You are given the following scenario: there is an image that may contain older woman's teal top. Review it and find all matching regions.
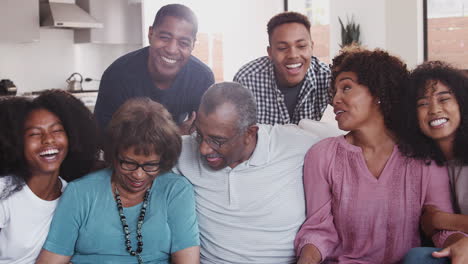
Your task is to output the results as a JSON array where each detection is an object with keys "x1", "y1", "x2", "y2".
[{"x1": 43, "y1": 168, "x2": 199, "y2": 264}]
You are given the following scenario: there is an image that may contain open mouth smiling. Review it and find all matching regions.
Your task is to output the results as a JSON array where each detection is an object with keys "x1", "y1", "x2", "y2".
[
  {"x1": 285, "y1": 63, "x2": 302, "y2": 69},
  {"x1": 39, "y1": 148, "x2": 60, "y2": 160},
  {"x1": 161, "y1": 56, "x2": 177, "y2": 64},
  {"x1": 429, "y1": 118, "x2": 448, "y2": 127}
]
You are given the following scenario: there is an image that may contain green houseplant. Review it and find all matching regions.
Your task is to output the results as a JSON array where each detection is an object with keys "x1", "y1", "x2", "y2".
[{"x1": 338, "y1": 16, "x2": 361, "y2": 48}]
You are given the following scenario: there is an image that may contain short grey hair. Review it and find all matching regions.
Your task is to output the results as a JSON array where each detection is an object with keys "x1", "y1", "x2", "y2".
[{"x1": 200, "y1": 82, "x2": 257, "y2": 131}]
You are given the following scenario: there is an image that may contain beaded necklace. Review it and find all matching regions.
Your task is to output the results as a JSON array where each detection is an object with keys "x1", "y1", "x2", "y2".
[{"x1": 114, "y1": 186, "x2": 151, "y2": 264}]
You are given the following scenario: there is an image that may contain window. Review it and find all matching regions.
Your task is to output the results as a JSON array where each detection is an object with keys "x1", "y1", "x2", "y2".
[{"x1": 425, "y1": 0, "x2": 468, "y2": 69}]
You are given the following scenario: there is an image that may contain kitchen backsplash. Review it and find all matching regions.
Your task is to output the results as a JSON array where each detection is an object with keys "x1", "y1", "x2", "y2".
[{"x1": 0, "y1": 28, "x2": 141, "y2": 94}]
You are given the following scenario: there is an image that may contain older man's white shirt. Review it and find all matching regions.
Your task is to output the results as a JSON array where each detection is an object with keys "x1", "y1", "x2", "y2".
[{"x1": 174, "y1": 124, "x2": 320, "y2": 264}]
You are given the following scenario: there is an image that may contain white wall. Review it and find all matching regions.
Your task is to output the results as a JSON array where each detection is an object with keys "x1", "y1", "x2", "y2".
[
  {"x1": 0, "y1": 28, "x2": 141, "y2": 94},
  {"x1": 221, "y1": 0, "x2": 284, "y2": 80},
  {"x1": 0, "y1": 28, "x2": 75, "y2": 94},
  {"x1": 330, "y1": 0, "x2": 387, "y2": 57},
  {"x1": 385, "y1": 0, "x2": 424, "y2": 69},
  {"x1": 74, "y1": 43, "x2": 141, "y2": 90},
  {"x1": 329, "y1": 0, "x2": 424, "y2": 69}
]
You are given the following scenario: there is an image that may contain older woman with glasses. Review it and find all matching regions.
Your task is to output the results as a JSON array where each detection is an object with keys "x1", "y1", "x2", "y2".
[{"x1": 36, "y1": 98, "x2": 200, "y2": 264}]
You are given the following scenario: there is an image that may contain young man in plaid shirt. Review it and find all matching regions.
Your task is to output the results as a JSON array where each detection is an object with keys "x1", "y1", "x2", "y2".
[{"x1": 234, "y1": 12, "x2": 330, "y2": 125}]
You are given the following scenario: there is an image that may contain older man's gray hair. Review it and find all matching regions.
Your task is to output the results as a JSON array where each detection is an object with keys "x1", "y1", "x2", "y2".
[{"x1": 199, "y1": 82, "x2": 257, "y2": 132}]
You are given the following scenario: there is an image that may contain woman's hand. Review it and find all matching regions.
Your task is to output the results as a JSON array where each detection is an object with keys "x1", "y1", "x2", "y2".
[
  {"x1": 297, "y1": 244, "x2": 322, "y2": 264},
  {"x1": 433, "y1": 236, "x2": 468, "y2": 264}
]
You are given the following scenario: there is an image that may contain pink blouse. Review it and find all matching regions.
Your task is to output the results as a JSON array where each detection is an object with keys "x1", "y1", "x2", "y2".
[{"x1": 295, "y1": 136, "x2": 457, "y2": 264}]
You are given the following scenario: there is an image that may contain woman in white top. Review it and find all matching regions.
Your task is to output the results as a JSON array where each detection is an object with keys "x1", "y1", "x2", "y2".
[{"x1": 0, "y1": 90, "x2": 99, "y2": 264}]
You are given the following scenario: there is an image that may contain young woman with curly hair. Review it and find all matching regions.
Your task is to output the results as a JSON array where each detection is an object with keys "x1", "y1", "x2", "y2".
[
  {"x1": 0, "y1": 90, "x2": 99, "y2": 264},
  {"x1": 400, "y1": 61, "x2": 468, "y2": 263},
  {"x1": 294, "y1": 49, "x2": 467, "y2": 264}
]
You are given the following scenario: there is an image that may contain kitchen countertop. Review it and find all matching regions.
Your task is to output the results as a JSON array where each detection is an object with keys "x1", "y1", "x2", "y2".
[
  {"x1": 69, "y1": 89, "x2": 99, "y2": 94},
  {"x1": 22, "y1": 90, "x2": 99, "y2": 112},
  {"x1": 29, "y1": 89, "x2": 99, "y2": 95}
]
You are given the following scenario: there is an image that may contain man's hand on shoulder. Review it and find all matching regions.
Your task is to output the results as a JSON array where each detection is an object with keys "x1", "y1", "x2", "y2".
[{"x1": 179, "y1": 111, "x2": 196, "y2": 135}]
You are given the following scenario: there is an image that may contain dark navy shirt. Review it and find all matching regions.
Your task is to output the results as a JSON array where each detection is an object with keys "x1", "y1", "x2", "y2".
[{"x1": 94, "y1": 47, "x2": 214, "y2": 130}]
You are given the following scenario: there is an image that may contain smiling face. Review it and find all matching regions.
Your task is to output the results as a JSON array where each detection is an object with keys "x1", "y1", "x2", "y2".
[
  {"x1": 267, "y1": 22, "x2": 313, "y2": 87},
  {"x1": 23, "y1": 109, "x2": 68, "y2": 178},
  {"x1": 332, "y1": 71, "x2": 381, "y2": 131},
  {"x1": 416, "y1": 80, "x2": 460, "y2": 147},
  {"x1": 194, "y1": 103, "x2": 255, "y2": 170},
  {"x1": 113, "y1": 146, "x2": 161, "y2": 195},
  {"x1": 147, "y1": 15, "x2": 195, "y2": 84}
]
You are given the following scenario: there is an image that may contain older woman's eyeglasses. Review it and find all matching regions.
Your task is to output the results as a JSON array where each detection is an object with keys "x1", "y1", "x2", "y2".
[{"x1": 119, "y1": 159, "x2": 161, "y2": 173}]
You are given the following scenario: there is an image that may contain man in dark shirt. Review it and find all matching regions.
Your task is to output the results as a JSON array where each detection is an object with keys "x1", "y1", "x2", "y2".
[{"x1": 94, "y1": 4, "x2": 214, "y2": 134}]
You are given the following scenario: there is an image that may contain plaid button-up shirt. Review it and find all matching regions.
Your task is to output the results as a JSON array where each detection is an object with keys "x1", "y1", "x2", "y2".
[{"x1": 234, "y1": 56, "x2": 331, "y2": 125}]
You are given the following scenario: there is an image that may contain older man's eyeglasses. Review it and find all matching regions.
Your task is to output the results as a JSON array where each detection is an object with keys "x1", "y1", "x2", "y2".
[
  {"x1": 192, "y1": 130, "x2": 240, "y2": 150},
  {"x1": 119, "y1": 159, "x2": 161, "y2": 173}
]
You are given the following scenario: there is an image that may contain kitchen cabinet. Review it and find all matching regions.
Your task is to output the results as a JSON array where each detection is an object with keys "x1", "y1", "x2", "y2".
[
  {"x1": 0, "y1": 0, "x2": 40, "y2": 43},
  {"x1": 74, "y1": 0, "x2": 142, "y2": 44}
]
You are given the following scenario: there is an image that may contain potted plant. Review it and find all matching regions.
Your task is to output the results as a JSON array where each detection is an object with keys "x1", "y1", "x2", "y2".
[{"x1": 338, "y1": 16, "x2": 361, "y2": 48}]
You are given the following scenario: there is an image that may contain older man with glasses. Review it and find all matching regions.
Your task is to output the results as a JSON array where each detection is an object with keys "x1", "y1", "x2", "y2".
[{"x1": 174, "y1": 82, "x2": 321, "y2": 264}]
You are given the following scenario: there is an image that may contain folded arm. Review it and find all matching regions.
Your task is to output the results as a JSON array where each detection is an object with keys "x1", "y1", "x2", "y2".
[
  {"x1": 422, "y1": 164, "x2": 468, "y2": 263},
  {"x1": 422, "y1": 205, "x2": 468, "y2": 235}
]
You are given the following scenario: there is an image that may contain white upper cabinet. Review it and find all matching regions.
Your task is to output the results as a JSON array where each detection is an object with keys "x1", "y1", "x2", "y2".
[
  {"x1": 74, "y1": 0, "x2": 142, "y2": 44},
  {"x1": 0, "y1": 0, "x2": 40, "y2": 43}
]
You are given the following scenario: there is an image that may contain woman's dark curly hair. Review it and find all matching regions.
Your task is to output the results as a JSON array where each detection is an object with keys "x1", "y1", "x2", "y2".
[
  {"x1": 0, "y1": 90, "x2": 99, "y2": 198},
  {"x1": 0, "y1": 96, "x2": 32, "y2": 197},
  {"x1": 104, "y1": 98, "x2": 181, "y2": 174},
  {"x1": 398, "y1": 61, "x2": 468, "y2": 165},
  {"x1": 330, "y1": 43, "x2": 365, "y2": 74},
  {"x1": 330, "y1": 48, "x2": 409, "y2": 134}
]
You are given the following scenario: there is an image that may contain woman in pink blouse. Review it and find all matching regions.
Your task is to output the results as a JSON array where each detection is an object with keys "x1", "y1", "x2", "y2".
[{"x1": 294, "y1": 49, "x2": 468, "y2": 264}]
